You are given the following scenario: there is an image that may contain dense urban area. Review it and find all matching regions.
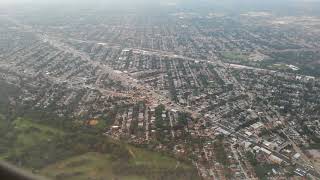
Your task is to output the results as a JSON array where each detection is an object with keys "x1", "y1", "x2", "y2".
[{"x1": 0, "y1": 1, "x2": 320, "y2": 179}]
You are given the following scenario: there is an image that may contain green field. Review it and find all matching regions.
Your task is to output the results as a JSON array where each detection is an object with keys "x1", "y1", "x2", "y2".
[
  {"x1": 13, "y1": 118, "x2": 64, "y2": 151},
  {"x1": 221, "y1": 51, "x2": 249, "y2": 61},
  {"x1": 41, "y1": 148, "x2": 196, "y2": 180},
  {"x1": 0, "y1": 114, "x2": 199, "y2": 180},
  {"x1": 41, "y1": 152, "x2": 142, "y2": 180}
]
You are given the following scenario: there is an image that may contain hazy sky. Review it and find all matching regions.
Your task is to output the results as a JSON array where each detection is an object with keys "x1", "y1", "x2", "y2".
[
  {"x1": 1, "y1": 0, "x2": 319, "y2": 4},
  {"x1": 0, "y1": 0, "x2": 164, "y2": 5},
  {"x1": 1, "y1": 0, "x2": 320, "y2": 13}
]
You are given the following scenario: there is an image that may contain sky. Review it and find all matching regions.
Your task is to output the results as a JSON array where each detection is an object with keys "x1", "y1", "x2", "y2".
[
  {"x1": 1, "y1": 0, "x2": 319, "y2": 4},
  {"x1": 1, "y1": 0, "x2": 320, "y2": 15}
]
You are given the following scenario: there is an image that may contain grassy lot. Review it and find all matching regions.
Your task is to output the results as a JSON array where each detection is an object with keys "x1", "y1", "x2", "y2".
[
  {"x1": 221, "y1": 51, "x2": 248, "y2": 62},
  {"x1": 12, "y1": 118, "x2": 64, "y2": 150},
  {"x1": 41, "y1": 152, "x2": 136, "y2": 180},
  {"x1": 0, "y1": 117, "x2": 64, "y2": 159},
  {"x1": 129, "y1": 146, "x2": 185, "y2": 168},
  {"x1": 41, "y1": 147, "x2": 195, "y2": 180},
  {"x1": 41, "y1": 144, "x2": 197, "y2": 180},
  {"x1": 0, "y1": 115, "x2": 199, "y2": 180}
]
